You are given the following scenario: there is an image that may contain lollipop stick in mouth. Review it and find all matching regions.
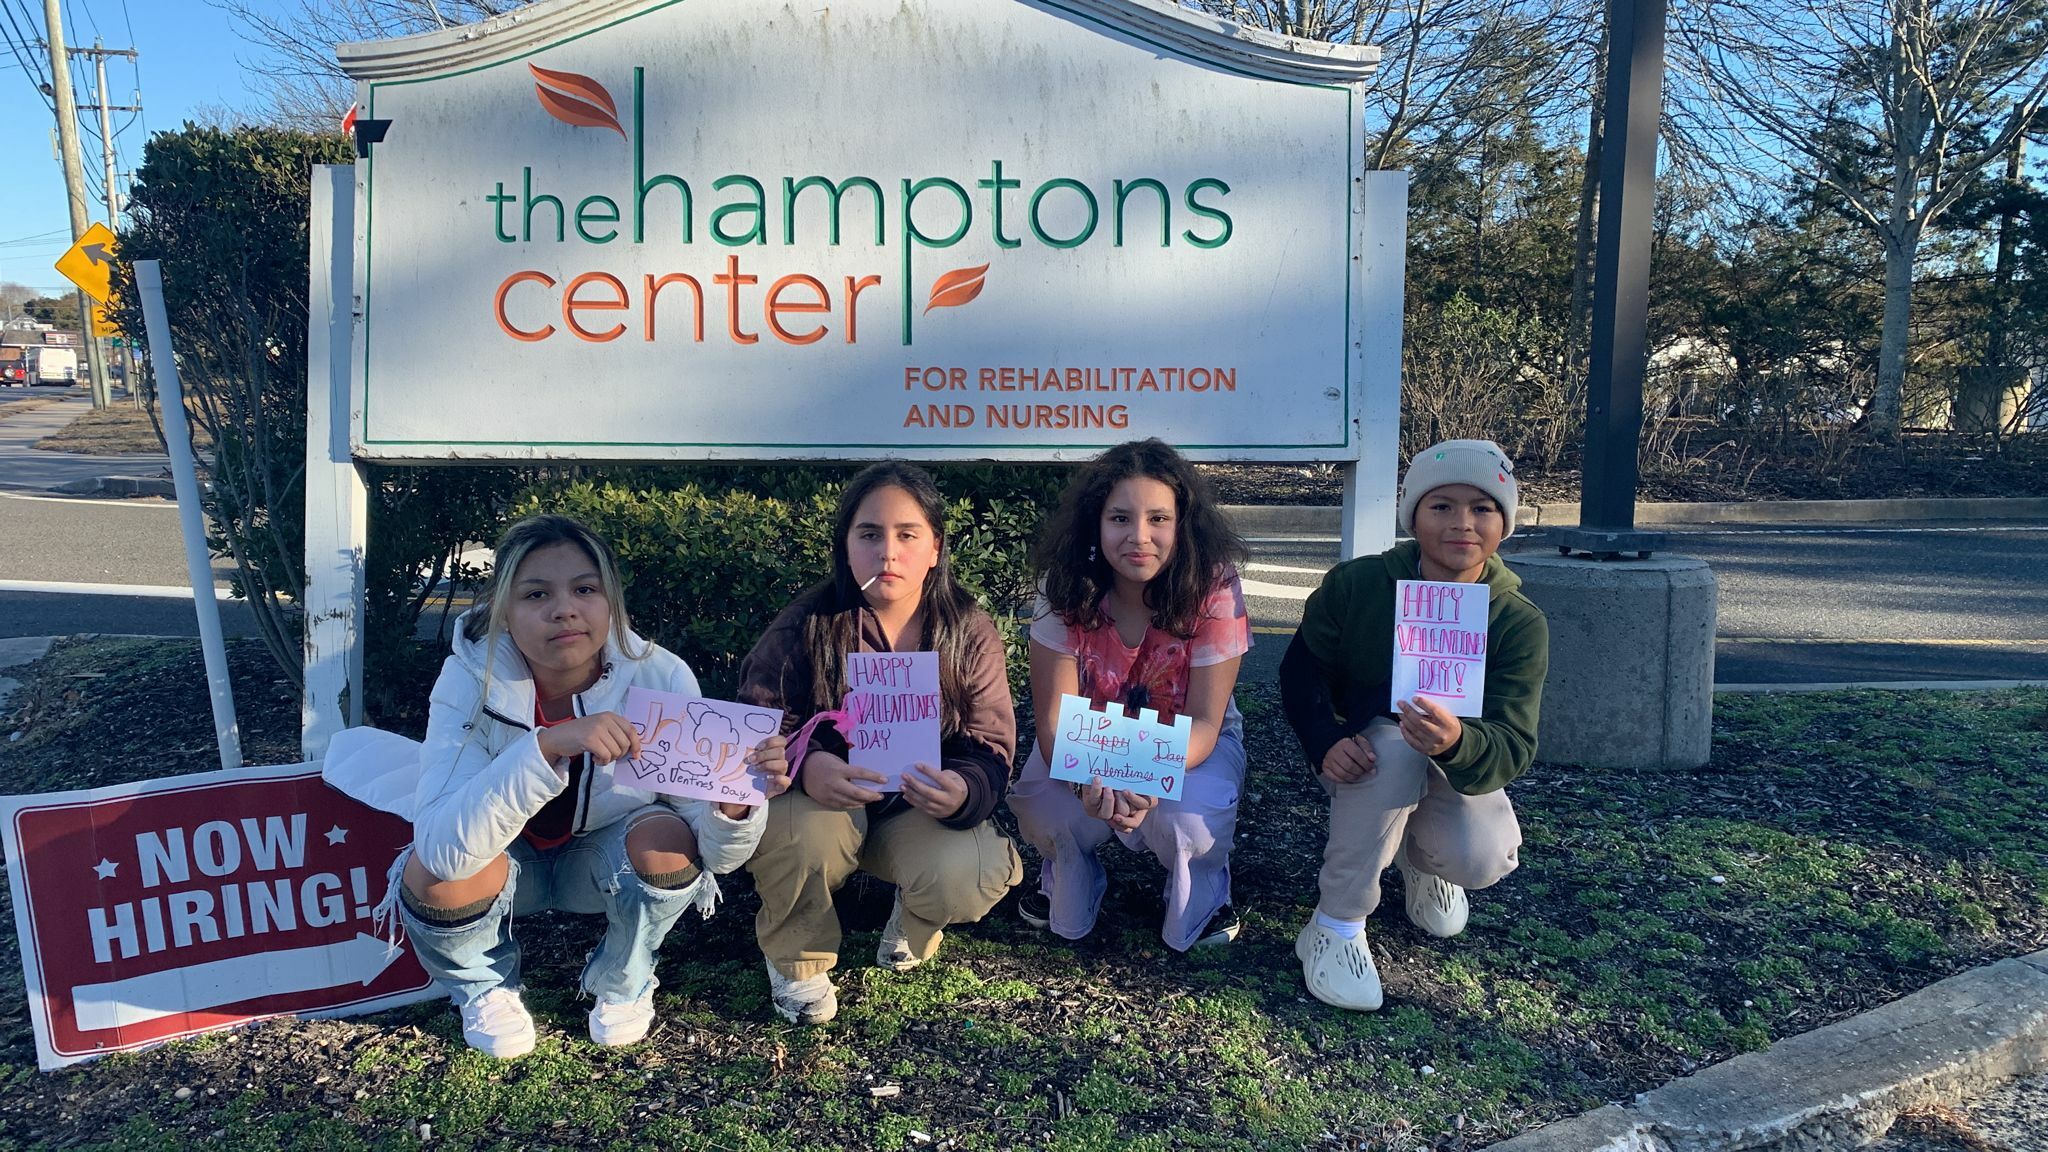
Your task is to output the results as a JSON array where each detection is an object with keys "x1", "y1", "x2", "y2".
[{"x1": 860, "y1": 574, "x2": 880, "y2": 591}]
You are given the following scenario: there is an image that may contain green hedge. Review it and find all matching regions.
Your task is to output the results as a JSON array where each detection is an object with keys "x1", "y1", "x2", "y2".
[
  {"x1": 525, "y1": 480, "x2": 835, "y2": 699},
  {"x1": 515, "y1": 464, "x2": 1063, "y2": 699}
]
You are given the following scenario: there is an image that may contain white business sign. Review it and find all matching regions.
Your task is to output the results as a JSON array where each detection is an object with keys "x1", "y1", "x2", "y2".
[{"x1": 339, "y1": 0, "x2": 1394, "y2": 461}]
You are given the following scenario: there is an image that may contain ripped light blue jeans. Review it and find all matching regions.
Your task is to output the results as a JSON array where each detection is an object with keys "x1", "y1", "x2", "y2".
[{"x1": 395, "y1": 806, "x2": 711, "y2": 1008}]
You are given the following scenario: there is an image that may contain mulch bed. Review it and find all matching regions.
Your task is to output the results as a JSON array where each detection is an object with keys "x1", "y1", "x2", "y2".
[
  {"x1": 1, "y1": 638, "x2": 2044, "y2": 1150},
  {"x1": 33, "y1": 404, "x2": 209, "y2": 456}
]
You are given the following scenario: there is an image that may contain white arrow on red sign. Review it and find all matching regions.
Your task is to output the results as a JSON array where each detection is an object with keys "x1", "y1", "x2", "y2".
[{"x1": 71, "y1": 932, "x2": 404, "y2": 1033}]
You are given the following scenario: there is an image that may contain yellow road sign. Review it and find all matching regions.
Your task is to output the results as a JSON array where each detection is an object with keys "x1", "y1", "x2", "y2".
[
  {"x1": 54, "y1": 222, "x2": 119, "y2": 303},
  {"x1": 88, "y1": 301, "x2": 121, "y2": 340}
]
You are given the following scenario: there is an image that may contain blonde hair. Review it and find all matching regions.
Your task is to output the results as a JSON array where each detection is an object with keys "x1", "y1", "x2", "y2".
[{"x1": 465, "y1": 515, "x2": 645, "y2": 679}]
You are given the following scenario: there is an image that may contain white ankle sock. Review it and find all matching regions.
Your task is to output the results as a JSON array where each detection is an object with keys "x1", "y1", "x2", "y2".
[{"x1": 1314, "y1": 911, "x2": 1367, "y2": 939}]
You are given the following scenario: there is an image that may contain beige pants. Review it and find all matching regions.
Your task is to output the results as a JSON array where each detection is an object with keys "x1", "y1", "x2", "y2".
[
  {"x1": 1318, "y1": 719, "x2": 1522, "y2": 922},
  {"x1": 747, "y1": 789, "x2": 1023, "y2": 979}
]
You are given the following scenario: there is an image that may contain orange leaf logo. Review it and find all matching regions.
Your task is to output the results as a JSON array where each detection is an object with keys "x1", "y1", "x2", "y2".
[
  {"x1": 529, "y1": 63, "x2": 625, "y2": 137},
  {"x1": 925, "y1": 264, "x2": 990, "y2": 314}
]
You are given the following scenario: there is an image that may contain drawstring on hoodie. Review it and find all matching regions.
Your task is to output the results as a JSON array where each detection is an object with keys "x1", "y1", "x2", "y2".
[{"x1": 370, "y1": 847, "x2": 411, "y2": 953}]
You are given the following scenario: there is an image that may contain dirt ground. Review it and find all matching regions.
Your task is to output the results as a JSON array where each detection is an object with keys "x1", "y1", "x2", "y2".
[{"x1": 33, "y1": 403, "x2": 210, "y2": 456}]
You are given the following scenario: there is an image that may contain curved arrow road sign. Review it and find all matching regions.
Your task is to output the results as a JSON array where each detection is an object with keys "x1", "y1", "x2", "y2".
[{"x1": 55, "y1": 222, "x2": 119, "y2": 303}]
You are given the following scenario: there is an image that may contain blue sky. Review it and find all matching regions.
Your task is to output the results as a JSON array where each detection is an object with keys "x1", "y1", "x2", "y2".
[{"x1": 0, "y1": 0, "x2": 285, "y2": 292}]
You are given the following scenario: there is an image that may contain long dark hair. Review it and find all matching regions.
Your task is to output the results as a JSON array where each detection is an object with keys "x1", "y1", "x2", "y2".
[
  {"x1": 800, "y1": 462, "x2": 980, "y2": 732},
  {"x1": 1033, "y1": 438, "x2": 1247, "y2": 639}
]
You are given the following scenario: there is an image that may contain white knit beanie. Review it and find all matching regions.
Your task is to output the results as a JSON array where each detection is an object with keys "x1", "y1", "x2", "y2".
[{"x1": 1399, "y1": 439, "x2": 1519, "y2": 536}]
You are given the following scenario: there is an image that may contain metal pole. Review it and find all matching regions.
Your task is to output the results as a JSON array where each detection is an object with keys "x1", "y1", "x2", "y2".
[
  {"x1": 1557, "y1": 0, "x2": 1668, "y2": 558},
  {"x1": 92, "y1": 41, "x2": 123, "y2": 403},
  {"x1": 41, "y1": 0, "x2": 111, "y2": 410},
  {"x1": 135, "y1": 259, "x2": 243, "y2": 772}
]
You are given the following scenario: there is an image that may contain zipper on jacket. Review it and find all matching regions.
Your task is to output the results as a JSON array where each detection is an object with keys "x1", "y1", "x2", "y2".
[
  {"x1": 571, "y1": 692, "x2": 597, "y2": 837},
  {"x1": 481, "y1": 704, "x2": 532, "y2": 732}
]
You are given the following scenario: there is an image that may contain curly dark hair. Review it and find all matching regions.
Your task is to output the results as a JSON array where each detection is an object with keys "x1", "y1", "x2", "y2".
[{"x1": 1032, "y1": 438, "x2": 1247, "y2": 639}]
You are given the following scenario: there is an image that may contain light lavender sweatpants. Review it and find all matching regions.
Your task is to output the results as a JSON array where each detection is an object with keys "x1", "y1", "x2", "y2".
[
  {"x1": 1010, "y1": 712, "x2": 1244, "y2": 952},
  {"x1": 1318, "y1": 718, "x2": 1522, "y2": 922}
]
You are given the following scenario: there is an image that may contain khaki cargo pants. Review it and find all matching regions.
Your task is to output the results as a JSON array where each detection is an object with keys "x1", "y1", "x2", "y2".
[
  {"x1": 748, "y1": 789, "x2": 1023, "y2": 979},
  {"x1": 1318, "y1": 718, "x2": 1522, "y2": 921}
]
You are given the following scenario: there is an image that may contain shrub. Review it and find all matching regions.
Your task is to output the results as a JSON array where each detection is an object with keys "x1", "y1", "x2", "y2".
[
  {"x1": 111, "y1": 125, "x2": 354, "y2": 687},
  {"x1": 1401, "y1": 293, "x2": 1565, "y2": 465},
  {"x1": 362, "y1": 465, "x2": 548, "y2": 729},
  {"x1": 515, "y1": 464, "x2": 1062, "y2": 699},
  {"x1": 526, "y1": 480, "x2": 837, "y2": 699}
]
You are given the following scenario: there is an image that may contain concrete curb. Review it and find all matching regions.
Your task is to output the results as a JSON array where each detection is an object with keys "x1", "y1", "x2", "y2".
[
  {"x1": 1716, "y1": 679, "x2": 2048, "y2": 694},
  {"x1": 1492, "y1": 949, "x2": 2048, "y2": 1152},
  {"x1": 1225, "y1": 498, "x2": 2048, "y2": 537},
  {"x1": 50, "y1": 474, "x2": 177, "y2": 498}
]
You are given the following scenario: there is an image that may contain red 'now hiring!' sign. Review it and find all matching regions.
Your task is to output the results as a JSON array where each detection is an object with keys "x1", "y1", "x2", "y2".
[{"x1": 1, "y1": 764, "x2": 438, "y2": 1070}]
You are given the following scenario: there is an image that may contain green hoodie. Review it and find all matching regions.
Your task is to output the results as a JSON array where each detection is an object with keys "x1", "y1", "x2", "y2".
[{"x1": 1291, "y1": 539, "x2": 1549, "y2": 795}]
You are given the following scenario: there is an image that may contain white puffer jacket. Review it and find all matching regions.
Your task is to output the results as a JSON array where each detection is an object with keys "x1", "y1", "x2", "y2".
[{"x1": 325, "y1": 610, "x2": 766, "y2": 885}]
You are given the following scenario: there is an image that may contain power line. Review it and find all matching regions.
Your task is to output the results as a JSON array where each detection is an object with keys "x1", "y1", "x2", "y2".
[
  {"x1": 0, "y1": 0, "x2": 53, "y2": 111},
  {"x1": 116, "y1": 0, "x2": 138, "y2": 139},
  {"x1": 65, "y1": 0, "x2": 95, "y2": 40},
  {"x1": 0, "y1": 229, "x2": 71, "y2": 243}
]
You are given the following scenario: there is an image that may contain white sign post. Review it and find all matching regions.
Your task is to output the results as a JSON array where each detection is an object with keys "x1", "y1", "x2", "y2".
[
  {"x1": 303, "y1": 0, "x2": 1403, "y2": 755},
  {"x1": 302, "y1": 166, "x2": 368, "y2": 760},
  {"x1": 135, "y1": 259, "x2": 243, "y2": 772}
]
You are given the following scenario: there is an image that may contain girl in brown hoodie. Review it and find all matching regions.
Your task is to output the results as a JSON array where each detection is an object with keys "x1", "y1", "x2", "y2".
[{"x1": 736, "y1": 462, "x2": 1023, "y2": 1024}]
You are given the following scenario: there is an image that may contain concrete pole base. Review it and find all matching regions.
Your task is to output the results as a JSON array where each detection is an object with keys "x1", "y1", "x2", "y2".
[{"x1": 1504, "y1": 552, "x2": 1717, "y2": 769}]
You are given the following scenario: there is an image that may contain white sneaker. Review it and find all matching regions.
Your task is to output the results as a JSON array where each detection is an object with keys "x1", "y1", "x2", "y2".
[
  {"x1": 459, "y1": 986, "x2": 537, "y2": 1058},
  {"x1": 1296, "y1": 920, "x2": 1383, "y2": 1012},
  {"x1": 1397, "y1": 847, "x2": 1470, "y2": 938},
  {"x1": 764, "y1": 959, "x2": 839, "y2": 1024},
  {"x1": 876, "y1": 892, "x2": 935, "y2": 972},
  {"x1": 588, "y1": 989, "x2": 656, "y2": 1047}
]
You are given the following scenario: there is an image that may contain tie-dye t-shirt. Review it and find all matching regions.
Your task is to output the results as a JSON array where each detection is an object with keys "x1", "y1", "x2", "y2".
[{"x1": 1030, "y1": 568, "x2": 1252, "y2": 717}]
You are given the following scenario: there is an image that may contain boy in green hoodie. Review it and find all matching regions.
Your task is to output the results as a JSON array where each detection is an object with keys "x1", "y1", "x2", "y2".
[{"x1": 1279, "y1": 439, "x2": 1549, "y2": 1011}]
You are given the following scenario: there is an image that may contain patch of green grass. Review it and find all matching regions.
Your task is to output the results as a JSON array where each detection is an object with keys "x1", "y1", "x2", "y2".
[
  {"x1": 1491, "y1": 978, "x2": 1564, "y2": 1035},
  {"x1": 1046, "y1": 1114, "x2": 1157, "y2": 1152},
  {"x1": 6, "y1": 671, "x2": 2046, "y2": 1150},
  {"x1": 1071, "y1": 1066, "x2": 1148, "y2": 1114}
]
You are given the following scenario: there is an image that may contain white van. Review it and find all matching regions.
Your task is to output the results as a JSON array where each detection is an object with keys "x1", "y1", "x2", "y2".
[{"x1": 26, "y1": 347, "x2": 78, "y2": 385}]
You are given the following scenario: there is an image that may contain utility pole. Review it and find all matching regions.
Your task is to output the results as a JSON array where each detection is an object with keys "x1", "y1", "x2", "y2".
[
  {"x1": 41, "y1": 0, "x2": 111, "y2": 409},
  {"x1": 75, "y1": 39, "x2": 140, "y2": 406}
]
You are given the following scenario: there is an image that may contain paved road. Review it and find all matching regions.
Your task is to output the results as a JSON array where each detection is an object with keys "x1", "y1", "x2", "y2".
[
  {"x1": 0, "y1": 490, "x2": 255, "y2": 640},
  {"x1": 0, "y1": 491, "x2": 234, "y2": 585},
  {"x1": 2, "y1": 471, "x2": 2045, "y2": 686},
  {"x1": 1236, "y1": 523, "x2": 2048, "y2": 687},
  {"x1": 0, "y1": 589, "x2": 261, "y2": 640},
  {"x1": 0, "y1": 390, "x2": 168, "y2": 492}
]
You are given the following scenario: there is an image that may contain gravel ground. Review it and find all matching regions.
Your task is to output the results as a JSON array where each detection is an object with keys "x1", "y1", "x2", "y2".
[{"x1": 1863, "y1": 1074, "x2": 2048, "y2": 1151}]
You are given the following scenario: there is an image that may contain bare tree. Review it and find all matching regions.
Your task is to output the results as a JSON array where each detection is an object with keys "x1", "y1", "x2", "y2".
[
  {"x1": 1677, "y1": 0, "x2": 2048, "y2": 439},
  {"x1": 212, "y1": 1, "x2": 535, "y2": 128},
  {"x1": 0, "y1": 281, "x2": 42, "y2": 324},
  {"x1": 1173, "y1": 2, "x2": 1599, "y2": 170}
]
